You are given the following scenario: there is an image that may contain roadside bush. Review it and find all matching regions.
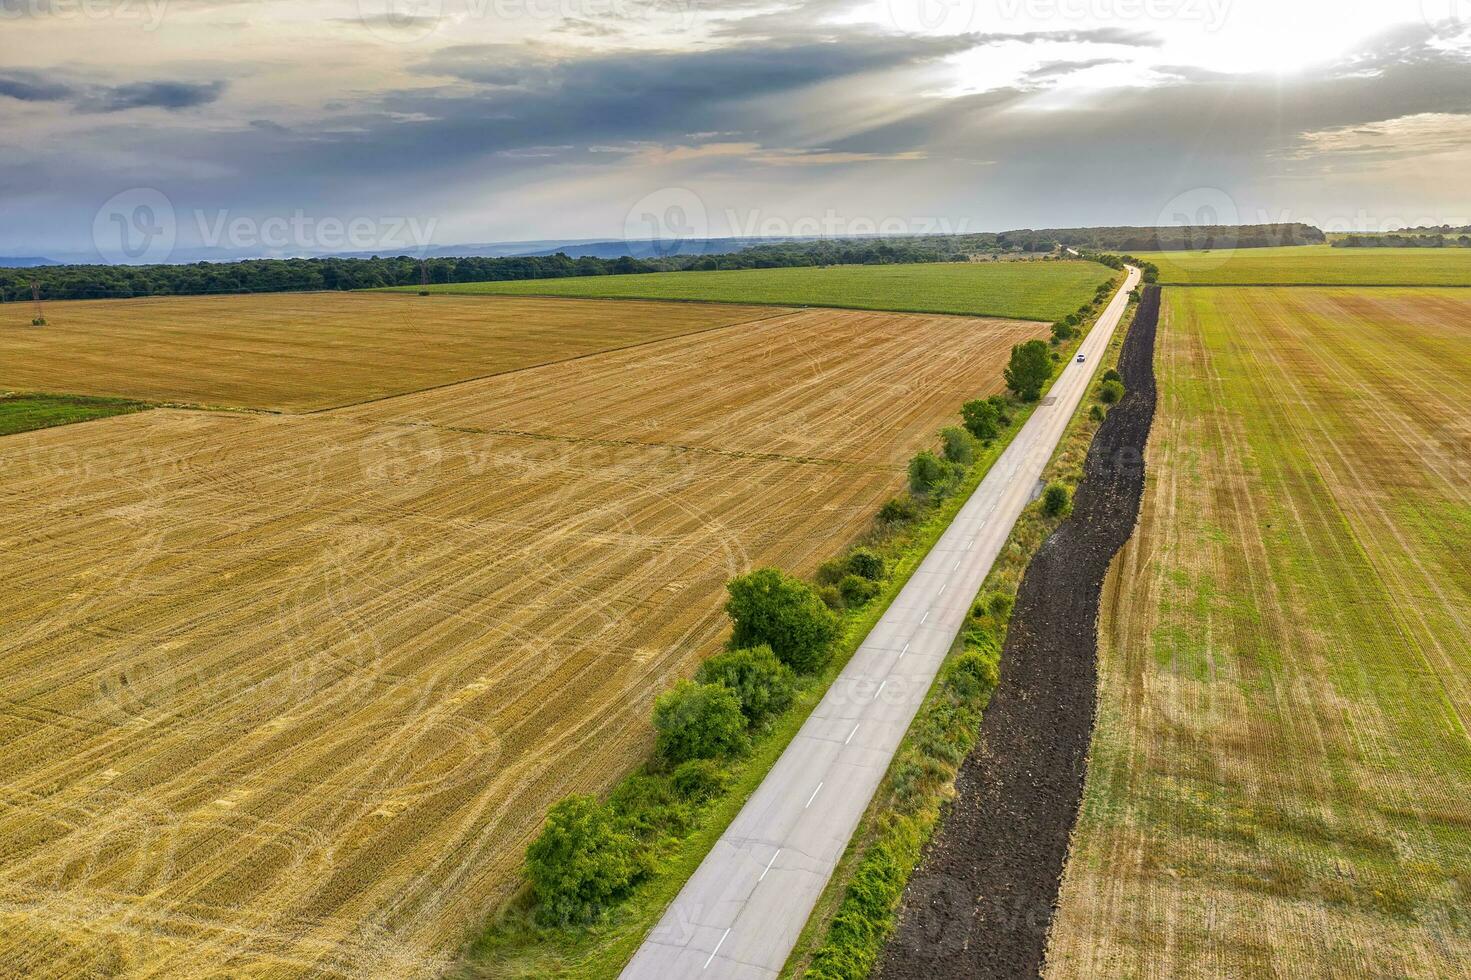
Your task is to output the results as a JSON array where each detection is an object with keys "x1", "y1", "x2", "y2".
[
  {"x1": 987, "y1": 394, "x2": 1013, "y2": 427},
  {"x1": 819, "y1": 585, "x2": 844, "y2": 611},
  {"x1": 1042, "y1": 482, "x2": 1072, "y2": 517},
  {"x1": 948, "y1": 647, "x2": 1002, "y2": 701},
  {"x1": 652, "y1": 681, "x2": 749, "y2": 764},
  {"x1": 940, "y1": 426, "x2": 976, "y2": 466},
  {"x1": 608, "y1": 773, "x2": 692, "y2": 839},
  {"x1": 839, "y1": 573, "x2": 881, "y2": 608},
  {"x1": 1089, "y1": 404, "x2": 1106, "y2": 422},
  {"x1": 877, "y1": 496, "x2": 918, "y2": 525},
  {"x1": 1102, "y1": 368, "x2": 1122, "y2": 384},
  {"x1": 526, "y1": 795, "x2": 644, "y2": 925},
  {"x1": 726, "y1": 568, "x2": 840, "y2": 673},
  {"x1": 670, "y1": 759, "x2": 729, "y2": 802},
  {"x1": 1050, "y1": 320, "x2": 1074, "y2": 344},
  {"x1": 1098, "y1": 379, "x2": 1125, "y2": 404},
  {"x1": 907, "y1": 450, "x2": 946, "y2": 494},
  {"x1": 1004, "y1": 339, "x2": 1053, "y2": 401},
  {"x1": 815, "y1": 557, "x2": 849, "y2": 586},
  {"x1": 983, "y1": 591, "x2": 1013, "y2": 620},
  {"x1": 846, "y1": 547, "x2": 885, "y2": 581},
  {"x1": 960, "y1": 398, "x2": 999, "y2": 442},
  {"x1": 695, "y1": 645, "x2": 794, "y2": 726}
]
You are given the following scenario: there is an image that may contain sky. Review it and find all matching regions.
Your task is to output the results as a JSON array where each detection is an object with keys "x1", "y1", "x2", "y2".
[{"x1": 2, "y1": 0, "x2": 1470, "y2": 260}]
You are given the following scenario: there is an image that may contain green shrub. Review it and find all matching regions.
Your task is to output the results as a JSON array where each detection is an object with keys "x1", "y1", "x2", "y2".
[
  {"x1": 987, "y1": 395, "x2": 1013, "y2": 427},
  {"x1": 877, "y1": 496, "x2": 918, "y2": 525},
  {"x1": 839, "y1": 573, "x2": 881, "y2": 608},
  {"x1": 652, "y1": 681, "x2": 750, "y2": 763},
  {"x1": 815, "y1": 557, "x2": 849, "y2": 586},
  {"x1": 525, "y1": 795, "x2": 644, "y2": 924},
  {"x1": 1004, "y1": 339, "x2": 1053, "y2": 401},
  {"x1": 670, "y1": 759, "x2": 728, "y2": 802},
  {"x1": 725, "y1": 568, "x2": 841, "y2": 673},
  {"x1": 939, "y1": 426, "x2": 976, "y2": 466},
  {"x1": 1089, "y1": 404, "x2": 1106, "y2": 422},
  {"x1": 1050, "y1": 320, "x2": 1074, "y2": 343},
  {"x1": 907, "y1": 450, "x2": 948, "y2": 494},
  {"x1": 695, "y1": 645, "x2": 795, "y2": 726},
  {"x1": 819, "y1": 585, "x2": 844, "y2": 611},
  {"x1": 948, "y1": 648, "x2": 1002, "y2": 701},
  {"x1": 1098, "y1": 379, "x2": 1125, "y2": 404},
  {"x1": 1042, "y1": 482, "x2": 1072, "y2": 517},
  {"x1": 608, "y1": 773, "x2": 691, "y2": 839},
  {"x1": 1102, "y1": 368, "x2": 1122, "y2": 384},
  {"x1": 846, "y1": 547, "x2": 885, "y2": 581},
  {"x1": 960, "y1": 398, "x2": 999, "y2": 442},
  {"x1": 984, "y1": 591, "x2": 1013, "y2": 620}
]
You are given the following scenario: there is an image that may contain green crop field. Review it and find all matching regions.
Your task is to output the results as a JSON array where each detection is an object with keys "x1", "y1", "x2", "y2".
[
  {"x1": 1136, "y1": 244, "x2": 1471, "y2": 286},
  {"x1": 0, "y1": 393, "x2": 150, "y2": 437},
  {"x1": 392, "y1": 260, "x2": 1116, "y2": 322},
  {"x1": 1048, "y1": 285, "x2": 1471, "y2": 978}
]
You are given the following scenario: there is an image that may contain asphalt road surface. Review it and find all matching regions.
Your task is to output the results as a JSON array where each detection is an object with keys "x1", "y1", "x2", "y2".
[{"x1": 620, "y1": 266, "x2": 1143, "y2": 980}]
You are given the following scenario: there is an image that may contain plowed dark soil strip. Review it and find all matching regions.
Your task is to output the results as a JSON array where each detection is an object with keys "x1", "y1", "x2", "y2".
[{"x1": 876, "y1": 285, "x2": 1161, "y2": 980}]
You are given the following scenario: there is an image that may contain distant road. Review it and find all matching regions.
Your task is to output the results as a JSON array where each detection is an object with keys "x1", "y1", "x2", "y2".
[{"x1": 620, "y1": 267, "x2": 1143, "y2": 980}]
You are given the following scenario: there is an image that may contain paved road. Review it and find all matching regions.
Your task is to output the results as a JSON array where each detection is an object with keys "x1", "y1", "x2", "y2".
[{"x1": 621, "y1": 267, "x2": 1142, "y2": 980}]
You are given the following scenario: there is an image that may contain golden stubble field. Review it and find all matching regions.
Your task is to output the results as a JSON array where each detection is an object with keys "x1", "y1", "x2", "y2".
[
  {"x1": 1048, "y1": 287, "x2": 1471, "y2": 977},
  {"x1": 0, "y1": 298, "x2": 1044, "y2": 977},
  {"x1": 1, "y1": 292, "x2": 786, "y2": 411}
]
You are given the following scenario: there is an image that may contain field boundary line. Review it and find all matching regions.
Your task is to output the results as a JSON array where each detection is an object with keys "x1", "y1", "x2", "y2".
[
  {"x1": 306, "y1": 305, "x2": 802, "y2": 415},
  {"x1": 398, "y1": 288, "x2": 1060, "y2": 322}
]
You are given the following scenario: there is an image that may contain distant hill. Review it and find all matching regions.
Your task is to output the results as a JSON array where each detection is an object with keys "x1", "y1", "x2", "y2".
[
  {"x1": 996, "y1": 223, "x2": 1325, "y2": 252},
  {"x1": 0, "y1": 256, "x2": 62, "y2": 268}
]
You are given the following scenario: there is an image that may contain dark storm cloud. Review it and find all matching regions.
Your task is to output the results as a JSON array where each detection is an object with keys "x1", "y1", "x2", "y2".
[
  {"x1": 0, "y1": 72, "x2": 72, "y2": 102},
  {"x1": 0, "y1": 71, "x2": 224, "y2": 112},
  {"x1": 88, "y1": 81, "x2": 225, "y2": 112},
  {"x1": 5, "y1": 17, "x2": 1471, "y2": 254}
]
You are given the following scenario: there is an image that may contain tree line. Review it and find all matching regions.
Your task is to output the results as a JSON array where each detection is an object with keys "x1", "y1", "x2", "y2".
[
  {"x1": 4, "y1": 225, "x2": 1310, "y2": 303},
  {"x1": 1334, "y1": 234, "x2": 1471, "y2": 248},
  {"x1": 1, "y1": 238, "x2": 981, "y2": 302}
]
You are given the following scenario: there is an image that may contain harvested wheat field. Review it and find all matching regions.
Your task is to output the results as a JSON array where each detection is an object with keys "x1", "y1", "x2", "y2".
[
  {"x1": 342, "y1": 307, "x2": 1029, "y2": 465},
  {"x1": 1, "y1": 292, "x2": 784, "y2": 411},
  {"x1": 1047, "y1": 287, "x2": 1471, "y2": 977},
  {"x1": 0, "y1": 303, "x2": 1043, "y2": 977}
]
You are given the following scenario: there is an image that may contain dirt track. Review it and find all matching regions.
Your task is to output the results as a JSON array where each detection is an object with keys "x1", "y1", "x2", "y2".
[{"x1": 876, "y1": 285, "x2": 1160, "y2": 980}]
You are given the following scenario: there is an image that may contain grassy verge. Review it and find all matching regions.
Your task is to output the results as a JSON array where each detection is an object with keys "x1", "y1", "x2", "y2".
[
  {"x1": 0, "y1": 392, "x2": 151, "y2": 437},
  {"x1": 455, "y1": 273, "x2": 1124, "y2": 980},
  {"x1": 782, "y1": 292, "x2": 1139, "y2": 979}
]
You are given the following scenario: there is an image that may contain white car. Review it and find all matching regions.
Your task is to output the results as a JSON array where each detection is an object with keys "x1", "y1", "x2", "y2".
[{"x1": 1076, "y1": 352, "x2": 1086, "y2": 363}]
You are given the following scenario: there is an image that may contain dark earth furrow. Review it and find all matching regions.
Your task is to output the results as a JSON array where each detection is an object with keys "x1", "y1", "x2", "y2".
[{"x1": 876, "y1": 284, "x2": 1161, "y2": 980}]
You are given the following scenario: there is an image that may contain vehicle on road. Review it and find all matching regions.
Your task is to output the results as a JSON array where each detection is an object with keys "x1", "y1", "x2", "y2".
[{"x1": 1077, "y1": 352, "x2": 1086, "y2": 362}]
